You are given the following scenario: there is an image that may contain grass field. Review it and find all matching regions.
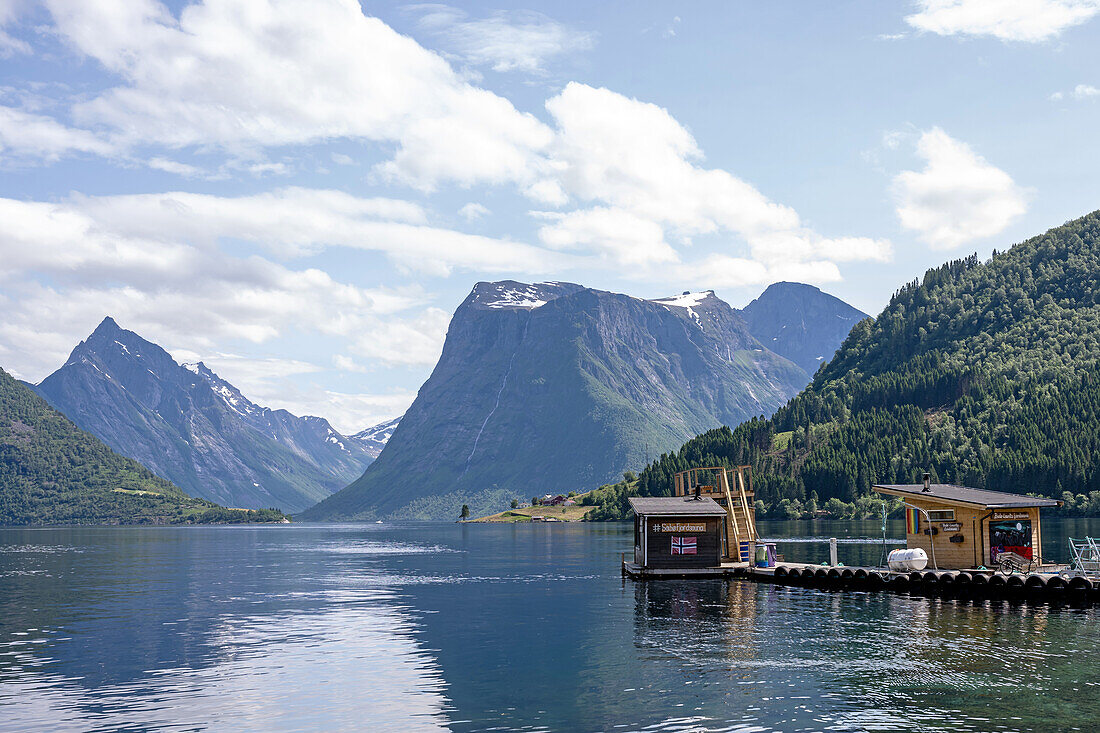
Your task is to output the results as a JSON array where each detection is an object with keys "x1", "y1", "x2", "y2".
[{"x1": 470, "y1": 503, "x2": 596, "y2": 523}]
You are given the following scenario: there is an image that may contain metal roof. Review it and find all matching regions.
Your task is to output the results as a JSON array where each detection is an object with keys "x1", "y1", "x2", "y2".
[
  {"x1": 628, "y1": 496, "x2": 728, "y2": 516},
  {"x1": 873, "y1": 483, "x2": 1061, "y2": 509}
]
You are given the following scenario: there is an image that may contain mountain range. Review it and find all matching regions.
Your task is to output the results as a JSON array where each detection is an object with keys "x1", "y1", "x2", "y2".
[
  {"x1": 304, "y1": 280, "x2": 866, "y2": 520},
  {"x1": 33, "y1": 318, "x2": 381, "y2": 513},
  {"x1": 0, "y1": 366, "x2": 285, "y2": 525},
  {"x1": 627, "y1": 210, "x2": 1100, "y2": 519}
]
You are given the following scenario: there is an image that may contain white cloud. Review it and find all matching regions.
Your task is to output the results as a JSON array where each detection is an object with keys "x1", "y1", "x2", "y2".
[
  {"x1": 540, "y1": 83, "x2": 890, "y2": 275},
  {"x1": 0, "y1": 190, "x2": 466, "y2": 379},
  {"x1": 814, "y1": 236, "x2": 893, "y2": 263},
  {"x1": 905, "y1": 0, "x2": 1100, "y2": 42},
  {"x1": 4, "y1": 4, "x2": 884, "y2": 281},
  {"x1": 296, "y1": 388, "x2": 415, "y2": 434},
  {"x1": 43, "y1": 187, "x2": 563, "y2": 275},
  {"x1": 349, "y1": 307, "x2": 451, "y2": 367},
  {"x1": 893, "y1": 127, "x2": 1028, "y2": 249},
  {"x1": 458, "y1": 202, "x2": 489, "y2": 221},
  {"x1": 247, "y1": 161, "x2": 291, "y2": 177},
  {"x1": 0, "y1": 105, "x2": 114, "y2": 161},
  {"x1": 537, "y1": 207, "x2": 678, "y2": 266},
  {"x1": 669, "y1": 255, "x2": 842, "y2": 289},
  {"x1": 332, "y1": 354, "x2": 365, "y2": 373},
  {"x1": 148, "y1": 157, "x2": 205, "y2": 177},
  {"x1": 546, "y1": 83, "x2": 796, "y2": 243},
  {"x1": 416, "y1": 6, "x2": 594, "y2": 74},
  {"x1": 37, "y1": 0, "x2": 552, "y2": 190},
  {"x1": 0, "y1": 0, "x2": 30, "y2": 57},
  {"x1": 1048, "y1": 83, "x2": 1099, "y2": 101}
]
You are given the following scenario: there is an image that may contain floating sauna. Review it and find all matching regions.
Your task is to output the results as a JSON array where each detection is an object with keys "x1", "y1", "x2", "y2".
[
  {"x1": 628, "y1": 496, "x2": 727, "y2": 570},
  {"x1": 623, "y1": 466, "x2": 758, "y2": 577}
]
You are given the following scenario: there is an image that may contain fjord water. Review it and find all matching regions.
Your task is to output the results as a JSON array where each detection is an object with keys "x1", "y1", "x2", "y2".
[{"x1": 2, "y1": 521, "x2": 1100, "y2": 732}]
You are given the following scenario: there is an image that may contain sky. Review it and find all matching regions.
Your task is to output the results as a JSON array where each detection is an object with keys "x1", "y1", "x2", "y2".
[{"x1": 1, "y1": 0, "x2": 1098, "y2": 433}]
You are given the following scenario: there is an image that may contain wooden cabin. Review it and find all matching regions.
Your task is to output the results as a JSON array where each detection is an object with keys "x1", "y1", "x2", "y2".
[
  {"x1": 628, "y1": 496, "x2": 727, "y2": 569},
  {"x1": 873, "y1": 481, "x2": 1062, "y2": 570}
]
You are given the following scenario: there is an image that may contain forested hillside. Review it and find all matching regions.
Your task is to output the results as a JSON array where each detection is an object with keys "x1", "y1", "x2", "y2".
[
  {"x1": 0, "y1": 367, "x2": 286, "y2": 525},
  {"x1": 596, "y1": 211, "x2": 1100, "y2": 520}
]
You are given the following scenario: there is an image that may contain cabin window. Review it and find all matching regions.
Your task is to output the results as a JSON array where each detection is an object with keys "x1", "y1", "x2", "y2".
[{"x1": 928, "y1": 509, "x2": 955, "y2": 521}]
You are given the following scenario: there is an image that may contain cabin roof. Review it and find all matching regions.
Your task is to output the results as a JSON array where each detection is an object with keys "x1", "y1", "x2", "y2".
[
  {"x1": 628, "y1": 496, "x2": 728, "y2": 516},
  {"x1": 872, "y1": 483, "x2": 1061, "y2": 509}
]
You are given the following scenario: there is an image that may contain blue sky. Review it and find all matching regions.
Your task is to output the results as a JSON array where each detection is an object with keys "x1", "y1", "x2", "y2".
[{"x1": 1, "y1": 0, "x2": 1098, "y2": 432}]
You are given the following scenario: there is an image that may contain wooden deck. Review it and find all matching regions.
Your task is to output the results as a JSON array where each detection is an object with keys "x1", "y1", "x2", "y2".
[
  {"x1": 623, "y1": 559, "x2": 1099, "y2": 602},
  {"x1": 622, "y1": 561, "x2": 749, "y2": 579}
]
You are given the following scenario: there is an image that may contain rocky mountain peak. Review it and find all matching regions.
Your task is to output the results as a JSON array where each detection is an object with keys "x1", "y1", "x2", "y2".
[
  {"x1": 741, "y1": 282, "x2": 868, "y2": 375},
  {"x1": 350, "y1": 416, "x2": 402, "y2": 459},
  {"x1": 465, "y1": 280, "x2": 585, "y2": 310},
  {"x1": 35, "y1": 321, "x2": 376, "y2": 513}
]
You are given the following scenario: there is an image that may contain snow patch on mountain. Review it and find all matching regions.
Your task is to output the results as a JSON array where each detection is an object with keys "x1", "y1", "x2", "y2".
[
  {"x1": 468, "y1": 280, "x2": 585, "y2": 311},
  {"x1": 651, "y1": 290, "x2": 715, "y2": 309},
  {"x1": 350, "y1": 416, "x2": 402, "y2": 458}
]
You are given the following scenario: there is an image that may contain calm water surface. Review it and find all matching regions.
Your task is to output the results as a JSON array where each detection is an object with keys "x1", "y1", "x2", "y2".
[{"x1": 2, "y1": 519, "x2": 1100, "y2": 732}]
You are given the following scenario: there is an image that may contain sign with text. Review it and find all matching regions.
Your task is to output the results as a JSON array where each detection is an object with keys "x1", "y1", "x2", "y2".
[
  {"x1": 993, "y1": 512, "x2": 1031, "y2": 520},
  {"x1": 653, "y1": 522, "x2": 707, "y2": 533},
  {"x1": 939, "y1": 522, "x2": 962, "y2": 532}
]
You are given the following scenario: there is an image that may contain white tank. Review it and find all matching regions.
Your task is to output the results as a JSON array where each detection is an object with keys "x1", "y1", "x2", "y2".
[{"x1": 888, "y1": 548, "x2": 928, "y2": 572}]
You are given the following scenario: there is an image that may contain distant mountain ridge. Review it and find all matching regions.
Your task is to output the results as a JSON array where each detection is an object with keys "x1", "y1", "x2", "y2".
[
  {"x1": 0, "y1": 366, "x2": 284, "y2": 525},
  {"x1": 741, "y1": 282, "x2": 869, "y2": 375},
  {"x1": 350, "y1": 417, "x2": 402, "y2": 459},
  {"x1": 304, "y1": 279, "x2": 863, "y2": 521},
  {"x1": 34, "y1": 318, "x2": 374, "y2": 513}
]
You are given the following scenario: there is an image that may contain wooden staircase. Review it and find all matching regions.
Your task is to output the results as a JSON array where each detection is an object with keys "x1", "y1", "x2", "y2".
[{"x1": 674, "y1": 466, "x2": 757, "y2": 562}]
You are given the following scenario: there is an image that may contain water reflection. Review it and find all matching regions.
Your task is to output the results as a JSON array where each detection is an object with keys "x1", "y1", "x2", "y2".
[
  {"x1": 4, "y1": 521, "x2": 1100, "y2": 732},
  {"x1": 0, "y1": 526, "x2": 452, "y2": 732}
]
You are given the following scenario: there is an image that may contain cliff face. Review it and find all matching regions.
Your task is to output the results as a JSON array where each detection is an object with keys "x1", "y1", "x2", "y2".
[
  {"x1": 304, "y1": 282, "x2": 811, "y2": 520},
  {"x1": 34, "y1": 318, "x2": 372, "y2": 513}
]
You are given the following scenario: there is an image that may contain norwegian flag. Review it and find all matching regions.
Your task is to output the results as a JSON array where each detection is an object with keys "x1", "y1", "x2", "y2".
[{"x1": 671, "y1": 536, "x2": 697, "y2": 555}]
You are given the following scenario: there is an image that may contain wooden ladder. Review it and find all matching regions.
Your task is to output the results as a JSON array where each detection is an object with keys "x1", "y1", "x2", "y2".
[{"x1": 720, "y1": 467, "x2": 757, "y2": 562}]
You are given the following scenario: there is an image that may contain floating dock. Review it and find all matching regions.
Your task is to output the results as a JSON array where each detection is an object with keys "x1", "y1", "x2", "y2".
[{"x1": 623, "y1": 559, "x2": 1099, "y2": 603}]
